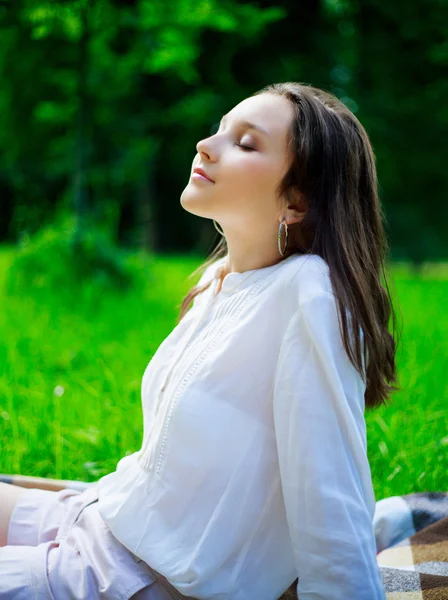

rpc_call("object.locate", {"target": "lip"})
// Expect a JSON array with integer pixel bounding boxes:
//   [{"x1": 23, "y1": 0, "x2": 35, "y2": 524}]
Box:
[{"x1": 192, "y1": 167, "x2": 215, "y2": 183}]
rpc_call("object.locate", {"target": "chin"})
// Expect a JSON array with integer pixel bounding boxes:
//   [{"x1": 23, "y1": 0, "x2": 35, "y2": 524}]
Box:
[
  {"x1": 180, "y1": 187, "x2": 213, "y2": 216},
  {"x1": 180, "y1": 194, "x2": 210, "y2": 218}
]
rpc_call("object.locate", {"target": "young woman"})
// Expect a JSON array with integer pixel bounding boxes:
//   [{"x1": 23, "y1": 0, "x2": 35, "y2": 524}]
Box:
[{"x1": 0, "y1": 82, "x2": 398, "y2": 599}]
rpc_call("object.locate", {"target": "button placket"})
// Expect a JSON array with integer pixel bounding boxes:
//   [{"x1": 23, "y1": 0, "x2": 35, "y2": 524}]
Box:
[
  {"x1": 160, "y1": 291, "x2": 217, "y2": 396},
  {"x1": 139, "y1": 289, "x2": 218, "y2": 472}
]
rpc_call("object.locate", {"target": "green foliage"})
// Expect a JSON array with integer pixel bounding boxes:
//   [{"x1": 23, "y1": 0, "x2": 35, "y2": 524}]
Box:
[
  {"x1": 6, "y1": 215, "x2": 151, "y2": 303},
  {"x1": 0, "y1": 0, "x2": 285, "y2": 236},
  {"x1": 0, "y1": 0, "x2": 446, "y2": 258}
]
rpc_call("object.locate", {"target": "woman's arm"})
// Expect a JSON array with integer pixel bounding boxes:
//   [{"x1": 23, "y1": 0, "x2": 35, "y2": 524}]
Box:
[{"x1": 273, "y1": 292, "x2": 385, "y2": 600}]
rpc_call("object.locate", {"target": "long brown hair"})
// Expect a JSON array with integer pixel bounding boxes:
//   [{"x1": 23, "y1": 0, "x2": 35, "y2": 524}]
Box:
[{"x1": 177, "y1": 82, "x2": 401, "y2": 410}]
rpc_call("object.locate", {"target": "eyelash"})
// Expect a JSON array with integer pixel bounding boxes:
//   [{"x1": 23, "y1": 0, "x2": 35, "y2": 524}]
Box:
[
  {"x1": 209, "y1": 126, "x2": 255, "y2": 151},
  {"x1": 236, "y1": 143, "x2": 255, "y2": 152}
]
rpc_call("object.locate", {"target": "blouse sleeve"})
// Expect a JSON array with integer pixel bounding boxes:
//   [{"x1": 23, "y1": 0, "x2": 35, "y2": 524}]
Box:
[{"x1": 273, "y1": 292, "x2": 385, "y2": 599}]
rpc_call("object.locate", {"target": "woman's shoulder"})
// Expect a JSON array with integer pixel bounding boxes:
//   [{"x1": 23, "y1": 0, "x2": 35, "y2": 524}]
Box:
[{"x1": 282, "y1": 253, "x2": 333, "y2": 306}]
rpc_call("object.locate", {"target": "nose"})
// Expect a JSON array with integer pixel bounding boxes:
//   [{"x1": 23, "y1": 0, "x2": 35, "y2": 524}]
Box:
[{"x1": 196, "y1": 136, "x2": 216, "y2": 162}]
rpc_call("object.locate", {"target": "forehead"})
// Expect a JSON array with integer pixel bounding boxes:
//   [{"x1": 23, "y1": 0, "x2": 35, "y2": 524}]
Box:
[{"x1": 223, "y1": 93, "x2": 294, "y2": 140}]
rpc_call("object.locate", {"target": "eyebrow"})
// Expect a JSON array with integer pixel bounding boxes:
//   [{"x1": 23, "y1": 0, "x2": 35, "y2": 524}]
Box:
[{"x1": 219, "y1": 115, "x2": 270, "y2": 137}]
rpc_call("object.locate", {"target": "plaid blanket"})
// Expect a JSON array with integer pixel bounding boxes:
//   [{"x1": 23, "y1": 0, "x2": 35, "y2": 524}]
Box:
[
  {"x1": 278, "y1": 491, "x2": 448, "y2": 599},
  {"x1": 375, "y1": 491, "x2": 448, "y2": 599}
]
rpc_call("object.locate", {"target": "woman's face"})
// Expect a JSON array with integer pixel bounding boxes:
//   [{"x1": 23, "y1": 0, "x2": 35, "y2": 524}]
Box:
[{"x1": 180, "y1": 93, "x2": 295, "y2": 236}]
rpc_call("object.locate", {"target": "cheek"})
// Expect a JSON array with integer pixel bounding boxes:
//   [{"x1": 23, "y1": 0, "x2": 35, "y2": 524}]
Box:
[{"x1": 226, "y1": 156, "x2": 282, "y2": 196}]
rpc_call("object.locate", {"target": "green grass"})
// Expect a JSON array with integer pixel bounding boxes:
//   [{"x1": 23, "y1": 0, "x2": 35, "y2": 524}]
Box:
[
  {"x1": 1, "y1": 247, "x2": 447, "y2": 500},
  {"x1": 365, "y1": 263, "x2": 448, "y2": 498}
]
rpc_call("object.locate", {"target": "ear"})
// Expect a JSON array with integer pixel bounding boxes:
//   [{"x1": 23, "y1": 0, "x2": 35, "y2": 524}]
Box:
[{"x1": 282, "y1": 192, "x2": 308, "y2": 226}]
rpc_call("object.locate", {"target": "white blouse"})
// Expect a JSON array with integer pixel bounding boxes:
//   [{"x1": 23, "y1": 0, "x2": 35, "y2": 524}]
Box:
[{"x1": 96, "y1": 252, "x2": 386, "y2": 600}]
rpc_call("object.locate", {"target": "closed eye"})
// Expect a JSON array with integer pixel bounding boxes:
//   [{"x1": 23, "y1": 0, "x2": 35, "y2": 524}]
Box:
[{"x1": 236, "y1": 143, "x2": 255, "y2": 151}]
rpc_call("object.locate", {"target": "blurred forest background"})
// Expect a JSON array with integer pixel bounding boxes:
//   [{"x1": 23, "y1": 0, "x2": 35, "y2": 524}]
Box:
[
  {"x1": 0, "y1": 0, "x2": 447, "y2": 262},
  {"x1": 1, "y1": 0, "x2": 447, "y2": 497}
]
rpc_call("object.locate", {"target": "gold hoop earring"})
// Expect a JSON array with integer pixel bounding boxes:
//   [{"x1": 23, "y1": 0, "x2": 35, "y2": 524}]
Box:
[
  {"x1": 277, "y1": 219, "x2": 288, "y2": 256},
  {"x1": 213, "y1": 220, "x2": 225, "y2": 236}
]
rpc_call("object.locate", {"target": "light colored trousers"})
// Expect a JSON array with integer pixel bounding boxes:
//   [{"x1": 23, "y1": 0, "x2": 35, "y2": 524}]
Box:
[{"x1": 0, "y1": 483, "x2": 196, "y2": 600}]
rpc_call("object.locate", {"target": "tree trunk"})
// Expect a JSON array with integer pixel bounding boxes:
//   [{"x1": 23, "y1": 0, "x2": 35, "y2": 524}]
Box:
[{"x1": 73, "y1": 0, "x2": 91, "y2": 245}]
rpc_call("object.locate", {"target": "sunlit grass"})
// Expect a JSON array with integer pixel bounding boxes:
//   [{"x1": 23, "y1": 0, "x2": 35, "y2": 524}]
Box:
[
  {"x1": 1, "y1": 246, "x2": 447, "y2": 500},
  {"x1": 365, "y1": 262, "x2": 448, "y2": 498}
]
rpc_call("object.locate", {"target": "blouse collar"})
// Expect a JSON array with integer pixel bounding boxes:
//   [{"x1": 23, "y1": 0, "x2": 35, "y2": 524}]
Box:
[{"x1": 212, "y1": 252, "x2": 303, "y2": 297}]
